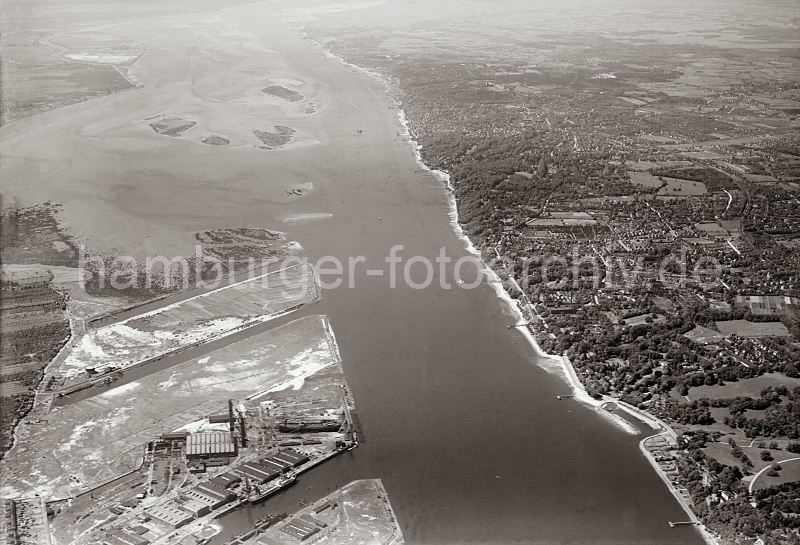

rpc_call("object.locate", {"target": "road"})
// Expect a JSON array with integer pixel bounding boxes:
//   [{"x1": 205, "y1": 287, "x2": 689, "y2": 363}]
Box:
[{"x1": 748, "y1": 457, "x2": 800, "y2": 495}]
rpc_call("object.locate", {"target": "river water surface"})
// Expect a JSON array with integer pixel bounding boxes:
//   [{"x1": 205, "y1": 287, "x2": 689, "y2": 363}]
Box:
[{"x1": 202, "y1": 5, "x2": 705, "y2": 545}]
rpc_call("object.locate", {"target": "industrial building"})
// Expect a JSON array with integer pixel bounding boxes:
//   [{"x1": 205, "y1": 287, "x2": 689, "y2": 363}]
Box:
[
  {"x1": 237, "y1": 462, "x2": 281, "y2": 485},
  {"x1": 144, "y1": 503, "x2": 193, "y2": 529},
  {"x1": 182, "y1": 488, "x2": 225, "y2": 511},
  {"x1": 197, "y1": 481, "x2": 234, "y2": 503},
  {"x1": 180, "y1": 481, "x2": 235, "y2": 512},
  {"x1": 160, "y1": 431, "x2": 189, "y2": 442},
  {"x1": 185, "y1": 431, "x2": 237, "y2": 460},
  {"x1": 144, "y1": 477, "x2": 236, "y2": 530},
  {"x1": 208, "y1": 413, "x2": 232, "y2": 425},
  {"x1": 176, "y1": 498, "x2": 209, "y2": 519},
  {"x1": 260, "y1": 458, "x2": 287, "y2": 473},
  {"x1": 271, "y1": 449, "x2": 309, "y2": 467},
  {"x1": 208, "y1": 472, "x2": 241, "y2": 489},
  {"x1": 277, "y1": 517, "x2": 322, "y2": 541}
]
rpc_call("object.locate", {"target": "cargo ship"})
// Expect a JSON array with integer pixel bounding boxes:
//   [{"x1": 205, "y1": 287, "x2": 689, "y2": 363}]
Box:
[{"x1": 247, "y1": 474, "x2": 297, "y2": 504}]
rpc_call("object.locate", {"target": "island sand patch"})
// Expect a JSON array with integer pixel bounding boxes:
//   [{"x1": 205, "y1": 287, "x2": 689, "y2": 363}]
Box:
[
  {"x1": 148, "y1": 115, "x2": 197, "y2": 137},
  {"x1": 201, "y1": 135, "x2": 230, "y2": 146},
  {"x1": 254, "y1": 125, "x2": 296, "y2": 149},
  {"x1": 280, "y1": 212, "x2": 334, "y2": 224},
  {"x1": 284, "y1": 182, "x2": 314, "y2": 196},
  {"x1": 262, "y1": 83, "x2": 305, "y2": 102}
]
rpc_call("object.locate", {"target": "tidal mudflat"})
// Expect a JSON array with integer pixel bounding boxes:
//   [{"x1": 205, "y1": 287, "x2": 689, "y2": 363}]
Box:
[{"x1": 1, "y1": 2, "x2": 327, "y2": 259}]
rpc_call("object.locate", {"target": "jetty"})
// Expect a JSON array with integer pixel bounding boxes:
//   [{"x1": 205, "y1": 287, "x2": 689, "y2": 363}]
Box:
[{"x1": 508, "y1": 322, "x2": 531, "y2": 329}]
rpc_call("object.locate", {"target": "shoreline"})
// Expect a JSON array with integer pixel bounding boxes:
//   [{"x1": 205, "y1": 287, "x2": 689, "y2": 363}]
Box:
[
  {"x1": 402, "y1": 109, "x2": 724, "y2": 543},
  {"x1": 640, "y1": 431, "x2": 723, "y2": 545},
  {"x1": 334, "y1": 52, "x2": 643, "y2": 436},
  {"x1": 307, "y1": 35, "x2": 650, "y2": 423},
  {"x1": 303, "y1": 35, "x2": 720, "y2": 545}
]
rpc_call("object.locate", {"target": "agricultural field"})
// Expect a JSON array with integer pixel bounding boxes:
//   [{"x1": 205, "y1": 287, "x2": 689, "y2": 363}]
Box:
[
  {"x1": 627, "y1": 171, "x2": 662, "y2": 190},
  {"x1": 0, "y1": 270, "x2": 69, "y2": 456},
  {"x1": 0, "y1": 314, "x2": 340, "y2": 501},
  {"x1": 715, "y1": 320, "x2": 792, "y2": 338},
  {"x1": 56, "y1": 263, "x2": 318, "y2": 379},
  {"x1": 626, "y1": 160, "x2": 694, "y2": 171},
  {"x1": 656, "y1": 177, "x2": 707, "y2": 196},
  {"x1": 628, "y1": 171, "x2": 708, "y2": 195},
  {"x1": 687, "y1": 373, "x2": 800, "y2": 401},
  {"x1": 0, "y1": 204, "x2": 78, "y2": 267}
]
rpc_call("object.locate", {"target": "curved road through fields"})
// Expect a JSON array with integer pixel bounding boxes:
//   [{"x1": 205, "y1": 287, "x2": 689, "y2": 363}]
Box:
[{"x1": 749, "y1": 457, "x2": 800, "y2": 495}]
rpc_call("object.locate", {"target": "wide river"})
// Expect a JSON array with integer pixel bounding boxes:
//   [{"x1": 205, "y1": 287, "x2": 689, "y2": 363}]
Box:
[
  {"x1": 208, "y1": 5, "x2": 705, "y2": 545},
  {"x1": 3, "y1": 1, "x2": 705, "y2": 543}
]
